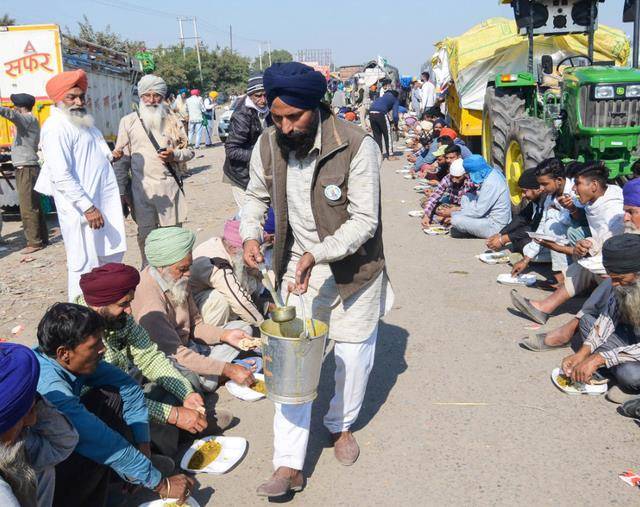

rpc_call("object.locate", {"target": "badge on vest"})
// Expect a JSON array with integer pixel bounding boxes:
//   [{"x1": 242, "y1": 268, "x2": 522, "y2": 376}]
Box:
[{"x1": 324, "y1": 184, "x2": 342, "y2": 201}]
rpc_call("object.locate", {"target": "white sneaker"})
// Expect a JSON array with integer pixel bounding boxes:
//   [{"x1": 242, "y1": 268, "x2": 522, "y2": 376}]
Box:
[{"x1": 408, "y1": 210, "x2": 424, "y2": 218}]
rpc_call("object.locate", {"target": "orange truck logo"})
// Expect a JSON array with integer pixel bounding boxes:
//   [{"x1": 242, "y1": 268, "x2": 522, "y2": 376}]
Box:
[{"x1": 4, "y1": 40, "x2": 55, "y2": 78}]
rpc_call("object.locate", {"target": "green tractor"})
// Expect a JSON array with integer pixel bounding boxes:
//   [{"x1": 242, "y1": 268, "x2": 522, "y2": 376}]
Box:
[{"x1": 482, "y1": 0, "x2": 640, "y2": 206}]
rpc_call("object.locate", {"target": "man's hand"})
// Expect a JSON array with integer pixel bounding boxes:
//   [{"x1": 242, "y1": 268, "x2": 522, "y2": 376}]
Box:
[
  {"x1": 574, "y1": 239, "x2": 593, "y2": 259},
  {"x1": 437, "y1": 207, "x2": 453, "y2": 218},
  {"x1": 243, "y1": 239, "x2": 264, "y2": 269},
  {"x1": 158, "y1": 147, "x2": 175, "y2": 163},
  {"x1": 84, "y1": 206, "x2": 105, "y2": 229},
  {"x1": 421, "y1": 215, "x2": 431, "y2": 228},
  {"x1": 571, "y1": 353, "x2": 605, "y2": 384},
  {"x1": 221, "y1": 328, "x2": 252, "y2": 349},
  {"x1": 222, "y1": 363, "x2": 255, "y2": 386},
  {"x1": 486, "y1": 234, "x2": 503, "y2": 251},
  {"x1": 557, "y1": 194, "x2": 576, "y2": 212},
  {"x1": 407, "y1": 154, "x2": 416, "y2": 163},
  {"x1": 511, "y1": 258, "x2": 530, "y2": 277},
  {"x1": 287, "y1": 252, "x2": 315, "y2": 295},
  {"x1": 169, "y1": 406, "x2": 207, "y2": 434},
  {"x1": 137, "y1": 442, "x2": 151, "y2": 458},
  {"x1": 154, "y1": 474, "x2": 196, "y2": 504},
  {"x1": 111, "y1": 148, "x2": 123, "y2": 161},
  {"x1": 561, "y1": 346, "x2": 591, "y2": 377},
  {"x1": 183, "y1": 392, "x2": 205, "y2": 411}
]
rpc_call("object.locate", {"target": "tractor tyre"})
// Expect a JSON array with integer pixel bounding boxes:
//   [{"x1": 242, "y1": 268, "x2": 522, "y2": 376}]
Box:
[
  {"x1": 482, "y1": 86, "x2": 526, "y2": 171},
  {"x1": 503, "y1": 117, "x2": 555, "y2": 207}
]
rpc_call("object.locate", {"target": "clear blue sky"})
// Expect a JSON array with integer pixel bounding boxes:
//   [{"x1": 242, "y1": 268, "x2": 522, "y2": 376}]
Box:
[{"x1": 8, "y1": 0, "x2": 634, "y2": 74}]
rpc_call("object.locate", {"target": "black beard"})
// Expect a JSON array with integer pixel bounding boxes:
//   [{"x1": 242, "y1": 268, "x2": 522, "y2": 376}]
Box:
[{"x1": 275, "y1": 113, "x2": 319, "y2": 160}]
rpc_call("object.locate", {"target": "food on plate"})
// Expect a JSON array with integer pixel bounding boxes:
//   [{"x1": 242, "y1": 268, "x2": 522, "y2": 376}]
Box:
[
  {"x1": 238, "y1": 337, "x2": 261, "y2": 351},
  {"x1": 250, "y1": 379, "x2": 267, "y2": 394},
  {"x1": 164, "y1": 503, "x2": 186, "y2": 507},
  {"x1": 556, "y1": 372, "x2": 573, "y2": 387},
  {"x1": 187, "y1": 439, "x2": 222, "y2": 470}
]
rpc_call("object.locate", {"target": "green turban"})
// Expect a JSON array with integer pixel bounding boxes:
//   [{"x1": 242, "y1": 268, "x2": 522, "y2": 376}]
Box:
[{"x1": 145, "y1": 227, "x2": 196, "y2": 267}]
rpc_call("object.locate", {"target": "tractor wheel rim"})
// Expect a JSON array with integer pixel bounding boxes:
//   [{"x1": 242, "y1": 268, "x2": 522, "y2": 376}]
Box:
[{"x1": 505, "y1": 140, "x2": 524, "y2": 206}]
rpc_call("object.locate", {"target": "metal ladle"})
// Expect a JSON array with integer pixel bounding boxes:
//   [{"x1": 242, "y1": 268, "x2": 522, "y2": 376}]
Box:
[{"x1": 258, "y1": 262, "x2": 296, "y2": 322}]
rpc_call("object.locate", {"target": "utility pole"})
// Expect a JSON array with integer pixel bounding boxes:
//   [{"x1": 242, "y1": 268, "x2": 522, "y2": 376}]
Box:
[
  {"x1": 177, "y1": 17, "x2": 185, "y2": 59},
  {"x1": 229, "y1": 25, "x2": 233, "y2": 53},
  {"x1": 267, "y1": 41, "x2": 272, "y2": 67},
  {"x1": 258, "y1": 42, "x2": 263, "y2": 70},
  {"x1": 192, "y1": 17, "x2": 204, "y2": 88}
]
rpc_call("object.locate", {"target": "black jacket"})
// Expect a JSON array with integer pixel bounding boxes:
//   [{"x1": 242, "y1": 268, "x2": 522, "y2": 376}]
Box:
[
  {"x1": 500, "y1": 196, "x2": 545, "y2": 253},
  {"x1": 223, "y1": 96, "x2": 272, "y2": 190}
]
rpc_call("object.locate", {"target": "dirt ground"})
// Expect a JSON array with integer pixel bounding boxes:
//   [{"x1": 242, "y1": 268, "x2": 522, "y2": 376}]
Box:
[{"x1": 2, "y1": 142, "x2": 639, "y2": 506}]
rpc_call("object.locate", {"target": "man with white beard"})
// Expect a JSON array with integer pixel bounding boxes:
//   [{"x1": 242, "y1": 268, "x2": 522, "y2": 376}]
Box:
[
  {"x1": 131, "y1": 227, "x2": 258, "y2": 393},
  {"x1": 561, "y1": 234, "x2": 640, "y2": 403},
  {"x1": 36, "y1": 70, "x2": 126, "y2": 300},
  {"x1": 190, "y1": 220, "x2": 265, "y2": 327},
  {"x1": 114, "y1": 75, "x2": 194, "y2": 263}
]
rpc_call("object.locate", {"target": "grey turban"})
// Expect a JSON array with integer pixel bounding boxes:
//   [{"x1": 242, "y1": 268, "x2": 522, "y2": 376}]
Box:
[{"x1": 138, "y1": 75, "x2": 167, "y2": 97}]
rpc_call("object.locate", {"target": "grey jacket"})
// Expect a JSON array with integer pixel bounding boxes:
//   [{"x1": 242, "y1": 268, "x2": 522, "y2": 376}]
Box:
[{"x1": 0, "y1": 107, "x2": 40, "y2": 167}]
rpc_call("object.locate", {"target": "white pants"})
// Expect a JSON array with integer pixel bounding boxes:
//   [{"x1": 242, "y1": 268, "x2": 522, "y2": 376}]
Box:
[
  {"x1": 272, "y1": 324, "x2": 378, "y2": 470},
  {"x1": 67, "y1": 252, "x2": 125, "y2": 302}
]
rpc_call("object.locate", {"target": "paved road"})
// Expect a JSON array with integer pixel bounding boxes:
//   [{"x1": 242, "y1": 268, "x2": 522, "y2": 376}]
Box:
[{"x1": 1, "y1": 144, "x2": 638, "y2": 506}]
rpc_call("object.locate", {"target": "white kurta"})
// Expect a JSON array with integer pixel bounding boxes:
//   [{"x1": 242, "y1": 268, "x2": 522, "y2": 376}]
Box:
[{"x1": 36, "y1": 108, "x2": 126, "y2": 299}]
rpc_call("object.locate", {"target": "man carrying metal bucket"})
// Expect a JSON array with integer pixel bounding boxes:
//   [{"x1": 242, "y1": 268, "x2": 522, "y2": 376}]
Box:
[{"x1": 241, "y1": 61, "x2": 394, "y2": 498}]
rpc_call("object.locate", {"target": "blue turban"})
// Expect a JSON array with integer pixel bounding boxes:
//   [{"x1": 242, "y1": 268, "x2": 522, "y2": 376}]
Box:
[
  {"x1": 263, "y1": 62, "x2": 327, "y2": 110},
  {"x1": 623, "y1": 178, "x2": 640, "y2": 207},
  {"x1": 178, "y1": 87, "x2": 188, "y2": 94},
  {"x1": 0, "y1": 343, "x2": 40, "y2": 434},
  {"x1": 264, "y1": 207, "x2": 275, "y2": 235},
  {"x1": 463, "y1": 155, "x2": 493, "y2": 184}
]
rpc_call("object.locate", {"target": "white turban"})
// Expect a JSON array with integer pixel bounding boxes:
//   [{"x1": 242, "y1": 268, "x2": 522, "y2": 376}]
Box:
[
  {"x1": 138, "y1": 75, "x2": 167, "y2": 97},
  {"x1": 449, "y1": 158, "x2": 465, "y2": 177}
]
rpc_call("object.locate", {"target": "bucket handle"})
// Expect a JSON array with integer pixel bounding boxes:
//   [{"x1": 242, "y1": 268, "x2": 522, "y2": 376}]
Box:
[{"x1": 298, "y1": 293, "x2": 312, "y2": 339}]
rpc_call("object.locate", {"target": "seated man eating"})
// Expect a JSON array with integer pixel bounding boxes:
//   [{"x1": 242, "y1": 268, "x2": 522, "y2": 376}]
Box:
[
  {"x1": 561, "y1": 234, "x2": 640, "y2": 403},
  {"x1": 450, "y1": 155, "x2": 512, "y2": 239},
  {"x1": 34, "y1": 303, "x2": 194, "y2": 506},
  {"x1": 131, "y1": 226, "x2": 256, "y2": 393},
  {"x1": 511, "y1": 162, "x2": 624, "y2": 324},
  {"x1": 78, "y1": 262, "x2": 232, "y2": 457},
  {"x1": 520, "y1": 178, "x2": 640, "y2": 352},
  {"x1": 486, "y1": 167, "x2": 545, "y2": 255},
  {"x1": 190, "y1": 220, "x2": 265, "y2": 327},
  {"x1": 421, "y1": 159, "x2": 472, "y2": 227}
]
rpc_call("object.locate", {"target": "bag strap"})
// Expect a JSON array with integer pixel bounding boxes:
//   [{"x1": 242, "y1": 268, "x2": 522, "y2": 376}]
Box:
[{"x1": 136, "y1": 111, "x2": 185, "y2": 195}]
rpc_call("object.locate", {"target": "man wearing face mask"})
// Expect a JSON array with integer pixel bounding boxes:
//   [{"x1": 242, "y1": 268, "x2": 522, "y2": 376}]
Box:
[
  {"x1": 223, "y1": 73, "x2": 272, "y2": 216},
  {"x1": 114, "y1": 74, "x2": 194, "y2": 264},
  {"x1": 240, "y1": 62, "x2": 394, "y2": 498}
]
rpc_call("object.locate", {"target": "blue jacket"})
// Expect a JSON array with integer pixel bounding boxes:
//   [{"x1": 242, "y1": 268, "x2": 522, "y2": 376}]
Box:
[
  {"x1": 370, "y1": 91, "x2": 399, "y2": 123},
  {"x1": 34, "y1": 349, "x2": 161, "y2": 489}
]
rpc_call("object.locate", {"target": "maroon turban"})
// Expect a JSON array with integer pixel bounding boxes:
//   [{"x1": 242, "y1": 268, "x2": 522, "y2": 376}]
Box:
[{"x1": 80, "y1": 263, "x2": 140, "y2": 306}]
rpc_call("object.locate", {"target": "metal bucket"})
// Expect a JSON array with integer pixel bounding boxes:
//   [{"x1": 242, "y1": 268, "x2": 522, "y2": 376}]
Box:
[{"x1": 260, "y1": 316, "x2": 328, "y2": 404}]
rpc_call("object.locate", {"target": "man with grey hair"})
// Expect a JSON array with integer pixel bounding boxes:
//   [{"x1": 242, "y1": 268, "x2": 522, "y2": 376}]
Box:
[
  {"x1": 561, "y1": 234, "x2": 640, "y2": 403},
  {"x1": 114, "y1": 75, "x2": 194, "y2": 263}
]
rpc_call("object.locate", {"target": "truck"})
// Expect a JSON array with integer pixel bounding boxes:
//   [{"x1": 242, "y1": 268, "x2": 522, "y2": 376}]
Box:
[
  {"x1": 481, "y1": 0, "x2": 640, "y2": 205},
  {"x1": 0, "y1": 24, "x2": 141, "y2": 207}
]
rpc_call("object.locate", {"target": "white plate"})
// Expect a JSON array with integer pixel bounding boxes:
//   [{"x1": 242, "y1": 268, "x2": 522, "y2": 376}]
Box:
[
  {"x1": 139, "y1": 497, "x2": 200, "y2": 507},
  {"x1": 550, "y1": 367, "x2": 607, "y2": 395},
  {"x1": 423, "y1": 226, "x2": 449, "y2": 236},
  {"x1": 225, "y1": 373, "x2": 266, "y2": 402},
  {"x1": 180, "y1": 436, "x2": 247, "y2": 474},
  {"x1": 526, "y1": 232, "x2": 570, "y2": 246},
  {"x1": 496, "y1": 273, "x2": 537, "y2": 286},
  {"x1": 476, "y1": 252, "x2": 509, "y2": 264}
]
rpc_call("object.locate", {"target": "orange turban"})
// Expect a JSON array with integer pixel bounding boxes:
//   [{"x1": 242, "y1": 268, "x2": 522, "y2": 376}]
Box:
[{"x1": 46, "y1": 70, "x2": 88, "y2": 102}]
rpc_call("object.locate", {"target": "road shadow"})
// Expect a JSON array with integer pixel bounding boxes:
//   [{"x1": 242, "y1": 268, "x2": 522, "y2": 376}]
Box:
[
  {"x1": 303, "y1": 320, "x2": 409, "y2": 478},
  {"x1": 185, "y1": 165, "x2": 211, "y2": 177}
]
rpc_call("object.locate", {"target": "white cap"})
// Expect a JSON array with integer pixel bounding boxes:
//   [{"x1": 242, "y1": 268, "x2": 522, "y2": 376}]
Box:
[{"x1": 449, "y1": 158, "x2": 465, "y2": 177}]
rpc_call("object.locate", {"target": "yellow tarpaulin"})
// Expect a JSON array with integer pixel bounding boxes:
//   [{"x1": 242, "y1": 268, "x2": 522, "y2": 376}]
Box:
[{"x1": 436, "y1": 17, "x2": 629, "y2": 82}]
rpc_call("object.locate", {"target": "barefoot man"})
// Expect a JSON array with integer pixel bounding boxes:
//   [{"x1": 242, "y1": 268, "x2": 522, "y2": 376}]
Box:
[{"x1": 240, "y1": 62, "x2": 394, "y2": 497}]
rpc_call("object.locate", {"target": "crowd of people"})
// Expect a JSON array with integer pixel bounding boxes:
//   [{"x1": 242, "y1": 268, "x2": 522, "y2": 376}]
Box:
[
  {"x1": 0, "y1": 59, "x2": 392, "y2": 506},
  {"x1": 2, "y1": 49, "x2": 640, "y2": 505}
]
